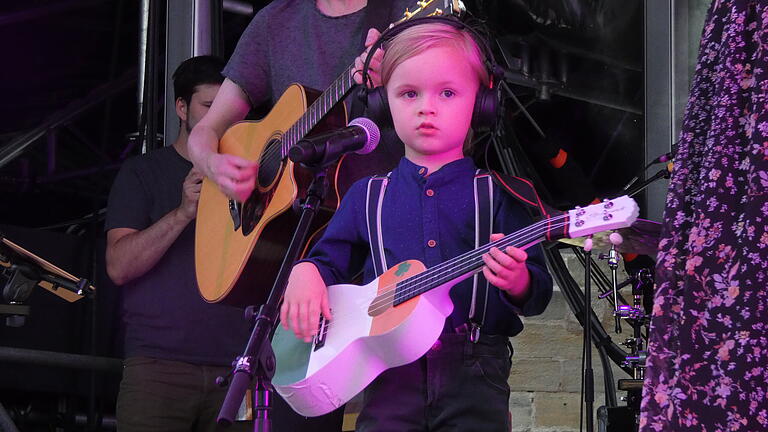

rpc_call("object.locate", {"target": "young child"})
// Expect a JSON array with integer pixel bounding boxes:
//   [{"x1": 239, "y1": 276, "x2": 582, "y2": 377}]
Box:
[{"x1": 280, "y1": 21, "x2": 553, "y2": 431}]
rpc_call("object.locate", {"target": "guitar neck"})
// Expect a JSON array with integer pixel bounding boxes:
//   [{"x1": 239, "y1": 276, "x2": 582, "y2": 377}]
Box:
[
  {"x1": 280, "y1": 64, "x2": 357, "y2": 158},
  {"x1": 393, "y1": 215, "x2": 568, "y2": 305}
]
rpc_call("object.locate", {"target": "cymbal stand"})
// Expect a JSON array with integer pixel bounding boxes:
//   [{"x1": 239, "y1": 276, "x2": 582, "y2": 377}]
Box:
[
  {"x1": 598, "y1": 234, "x2": 624, "y2": 333},
  {"x1": 617, "y1": 268, "x2": 653, "y2": 379}
]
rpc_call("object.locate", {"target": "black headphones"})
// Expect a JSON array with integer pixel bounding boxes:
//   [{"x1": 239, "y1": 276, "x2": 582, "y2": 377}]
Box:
[{"x1": 358, "y1": 15, "x2": 501, "y2": 132}]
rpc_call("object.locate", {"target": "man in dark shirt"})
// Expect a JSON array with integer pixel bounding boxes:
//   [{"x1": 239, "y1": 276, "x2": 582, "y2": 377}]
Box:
[{"x1": 105, "y1": 56, "x2": 251, "y2": 432}]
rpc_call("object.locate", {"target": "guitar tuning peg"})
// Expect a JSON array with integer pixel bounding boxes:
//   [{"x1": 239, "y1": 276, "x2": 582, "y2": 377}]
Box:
[{"x1": 609, "y1": 232, "x2": 623, "y2": 246}]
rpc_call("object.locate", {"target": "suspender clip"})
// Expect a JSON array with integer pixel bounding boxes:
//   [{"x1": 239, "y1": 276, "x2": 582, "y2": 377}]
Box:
[{"x1": 470, "y1": 322, "x2": 481, "y2": 344}]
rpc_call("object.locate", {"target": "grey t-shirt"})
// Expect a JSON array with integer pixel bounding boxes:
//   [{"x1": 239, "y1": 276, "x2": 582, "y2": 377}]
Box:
[
  {"x1": 223, "y1": 0, "x2": 414, "y2": 107},
  {"x1": 224, "y1": 0, "x2": 414, "y2": 176}
]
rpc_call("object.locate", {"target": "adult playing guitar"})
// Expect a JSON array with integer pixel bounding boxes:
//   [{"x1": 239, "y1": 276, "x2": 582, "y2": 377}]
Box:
[{"x1": 189, "y1": 0, "x2": 465, "y2": 307}]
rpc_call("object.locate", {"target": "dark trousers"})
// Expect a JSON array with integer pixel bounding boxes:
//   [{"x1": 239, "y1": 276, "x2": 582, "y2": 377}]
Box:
[
  {"x1": 355, "y1": 332, "x2": 513, "y2": 432},
  {"x1": 116, "y1": 357, "x2": 345, "y2": 432},
  {"x1": 116, "y1": 357, "x2": 252, "y2": 432}
]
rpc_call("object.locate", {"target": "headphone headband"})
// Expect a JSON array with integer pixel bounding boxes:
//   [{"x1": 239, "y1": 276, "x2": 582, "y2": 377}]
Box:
[
  {"x1": 360, "y1": 15, "x2": 499, "y2": 89},
  {"x1": 359, "y1": 15, "x2": 501, "y2": 132}
]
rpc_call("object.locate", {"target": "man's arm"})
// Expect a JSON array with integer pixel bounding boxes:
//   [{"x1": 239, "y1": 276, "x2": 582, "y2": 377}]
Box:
[
  {"x1": 188, "y1": 78, "x2": 257, "y2": 202},
  {"x1": 106, "y1": 169, "x2": 201, "y2": 286}
]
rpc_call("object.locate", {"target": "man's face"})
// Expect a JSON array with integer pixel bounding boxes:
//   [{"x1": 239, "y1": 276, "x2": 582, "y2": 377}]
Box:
[{"x1": 180, "y1": 83, "x2": 220, "y2": 134}]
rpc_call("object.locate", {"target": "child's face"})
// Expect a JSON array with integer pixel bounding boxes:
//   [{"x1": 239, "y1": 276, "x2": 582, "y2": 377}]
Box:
[{"x1": 386, "y1": 45, "x2": 480, "y2": 163}]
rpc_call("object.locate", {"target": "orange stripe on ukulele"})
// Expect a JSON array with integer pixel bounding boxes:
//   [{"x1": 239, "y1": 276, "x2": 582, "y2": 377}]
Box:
[{"x1": 369, "y1": 260, "x2": 425, "y2": 336}]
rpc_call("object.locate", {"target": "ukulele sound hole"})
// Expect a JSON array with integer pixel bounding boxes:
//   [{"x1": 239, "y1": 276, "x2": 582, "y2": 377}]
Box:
[{"x1": 258, "y1": 138, "x2": 283, "y2": 188}]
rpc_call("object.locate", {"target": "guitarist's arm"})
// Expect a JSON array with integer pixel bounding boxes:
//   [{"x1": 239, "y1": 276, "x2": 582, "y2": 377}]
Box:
[
  {"x1": 106, "y1": 169, "x2": 202, "y2": 286},
  {"x1": 188, "y1": 78, "x2": 258, "y2": 202}
]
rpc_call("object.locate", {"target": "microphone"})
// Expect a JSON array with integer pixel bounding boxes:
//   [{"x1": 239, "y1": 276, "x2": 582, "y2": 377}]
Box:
[
  {"x1": 649, "y1": 143, "x2": 679, "y2": 164},
  {"x1": 288, "y1": 117, "x2": 380, "y2": 167}
]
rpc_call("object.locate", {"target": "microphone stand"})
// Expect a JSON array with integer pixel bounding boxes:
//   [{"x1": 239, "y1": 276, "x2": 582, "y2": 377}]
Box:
[
  {"x1": 217, "y1": 164, "x2": 331, "y2": 432},
  {"x1": 582, "y1": 238, "x2": 595, "y2": 432},
  {"x1": 622, "y1": 166, "x2": 671, "y2": 199}
]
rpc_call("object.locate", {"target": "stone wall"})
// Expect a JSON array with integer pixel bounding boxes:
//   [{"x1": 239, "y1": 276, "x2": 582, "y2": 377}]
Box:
[{"x1": 508, "y1": 251, "x2": 636, "y2": 431}]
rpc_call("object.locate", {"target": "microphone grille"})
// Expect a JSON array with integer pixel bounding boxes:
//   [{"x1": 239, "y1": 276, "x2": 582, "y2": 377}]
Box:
[{"x1": 349, "y1": 117, "x2": 380, "y2": 155}]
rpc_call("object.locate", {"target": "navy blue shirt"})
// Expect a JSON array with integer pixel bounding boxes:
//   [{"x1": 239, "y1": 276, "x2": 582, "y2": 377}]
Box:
[
  {"x1": 303, "y1": 157, "x2": 553, "y2": 337},
  {"x1": 105, "y1": 147, "x2": 251, "y2": 365}
]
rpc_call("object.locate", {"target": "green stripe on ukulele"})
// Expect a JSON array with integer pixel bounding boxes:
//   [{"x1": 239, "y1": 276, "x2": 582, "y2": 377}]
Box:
[{"x1": 272, "y1": 325, "x2": 313, "y2": 386}]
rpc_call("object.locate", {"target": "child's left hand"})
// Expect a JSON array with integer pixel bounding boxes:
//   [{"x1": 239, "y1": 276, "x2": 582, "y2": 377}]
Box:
[{"x1": 482, "y1": 233, "x2": 532, "y2": 303}]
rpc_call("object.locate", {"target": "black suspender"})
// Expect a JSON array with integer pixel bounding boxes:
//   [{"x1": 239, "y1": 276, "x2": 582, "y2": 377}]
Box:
[{"x1": 469, "y1": 172, "x2": 493, "y2": 343}]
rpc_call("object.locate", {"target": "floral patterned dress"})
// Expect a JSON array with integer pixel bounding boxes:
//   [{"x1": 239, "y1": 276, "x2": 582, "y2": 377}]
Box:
[{"x1": 640, "y1": 0, "x2": 768, "y2": 430}]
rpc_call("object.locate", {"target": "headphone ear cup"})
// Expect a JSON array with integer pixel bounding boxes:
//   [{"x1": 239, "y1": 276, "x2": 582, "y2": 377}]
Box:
[
  {"x1": 364, "y1": 86, "x2": 392, "y2": 128},
  {"x1": 471, "y1": 86, "x2": 498, "y2": 131}
]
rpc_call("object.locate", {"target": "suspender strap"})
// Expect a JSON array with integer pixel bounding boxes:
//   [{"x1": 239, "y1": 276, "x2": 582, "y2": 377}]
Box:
[
  {"x1": 365, "y1": 175, "x2": 390, "y2": 277},
  {"x1": 469, "y1": 171, "x2": 494, "y2": 343},
  {"x1": 364, "y1": 171, "x2": 497, "y2": 343},
  {"x1": 490, "y1": 170, "x2": 566, "y2": 241}
]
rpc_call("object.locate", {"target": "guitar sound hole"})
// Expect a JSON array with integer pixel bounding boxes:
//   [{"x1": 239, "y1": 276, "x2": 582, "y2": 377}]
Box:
[
  {"x1": 258, "y1": 138, "x2": 283, "y2": 188},
  {"x1": 240, "y1": 193, "x2": 265, "y2": 236},
  {"x1": 241, "y1": 138, "x2": 282, "y2": 236}
]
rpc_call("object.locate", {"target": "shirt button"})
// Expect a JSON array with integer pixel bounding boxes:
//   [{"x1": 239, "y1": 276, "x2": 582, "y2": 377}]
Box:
[
  {"x1": 427, "y1": 239, "x2": 437, "y2": 247},
  {"x1": 425, "y1": 189, "x2": 434, "y2": 197},
  {"x1": 418, "y1": 167, "x2": 426, "y2": 175}
]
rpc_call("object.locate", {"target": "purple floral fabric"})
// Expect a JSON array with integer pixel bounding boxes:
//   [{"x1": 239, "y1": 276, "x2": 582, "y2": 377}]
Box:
[{"x1": 640, "y1": 0, "x2": 768, "y2": 431}]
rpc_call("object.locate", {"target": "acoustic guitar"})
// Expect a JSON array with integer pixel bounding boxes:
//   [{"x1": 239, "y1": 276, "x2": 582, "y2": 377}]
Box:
[
  {"x1": 195, "y1": 0, "x2": 465, "y2": 307},
  {"x1": 271, "y1": 196, "x2": 639, "y2": 416}
]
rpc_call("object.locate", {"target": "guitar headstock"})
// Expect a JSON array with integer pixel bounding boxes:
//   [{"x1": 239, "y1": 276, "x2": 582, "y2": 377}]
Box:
[
  {"x1": 393, "y1": 0, "x2": 466, "y2": 26},
  {"x1": 567, "y1": 196, "x2": 639, "y2": 239}
]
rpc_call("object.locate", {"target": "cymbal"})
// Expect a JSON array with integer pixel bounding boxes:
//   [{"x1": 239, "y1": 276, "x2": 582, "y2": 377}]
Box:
[{"x1": 559, "y1": 218, "x2": 662, "y2": 256}]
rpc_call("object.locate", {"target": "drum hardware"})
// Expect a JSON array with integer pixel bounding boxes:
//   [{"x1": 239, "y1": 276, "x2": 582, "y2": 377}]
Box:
[
  {"x1": 616, "y1": 305, "x2": 645, "y2": 320},
  {"x1": 622, "y1": 352, "x2": 647, "y2": 378},
  {"x1": 597, "y1": 233, "x2": 623, "y2": 333},
  {"x1": 616, "y1": 267, "x2": 654, "y2": 380}
]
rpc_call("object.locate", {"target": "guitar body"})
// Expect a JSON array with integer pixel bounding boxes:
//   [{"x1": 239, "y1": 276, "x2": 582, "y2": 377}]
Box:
[
  {"x1": 195, "y1": 84, "x2": 347, "y2": 306},
  {"x1": 272, "y1": 260, "x2": 458, "y2": 417}
]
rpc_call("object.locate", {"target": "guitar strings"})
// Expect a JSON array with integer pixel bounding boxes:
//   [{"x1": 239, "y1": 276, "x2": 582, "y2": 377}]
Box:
[
  {"x1": 364, "y1": 218, "x2": 570, "y2": 316},
  {"x1": 314, "y1": 218, "x2": 569, "y2": 335},
  {"x1": 309, "y1": 215, "x2": 571, "y2": 334},
  {"x1": 249, "y1": 64, "x2": 357, "y2": 171}
]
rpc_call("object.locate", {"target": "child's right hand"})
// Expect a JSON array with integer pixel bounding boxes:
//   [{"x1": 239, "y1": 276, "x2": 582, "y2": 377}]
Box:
[{"x1": 280, "y1": 262, "x2": 333, "y2": 342}]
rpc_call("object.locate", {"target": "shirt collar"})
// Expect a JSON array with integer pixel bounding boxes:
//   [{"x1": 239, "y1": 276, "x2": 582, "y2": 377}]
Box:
[{"x1": 397, "y1": 157, "x2": 477, "y2": 185}]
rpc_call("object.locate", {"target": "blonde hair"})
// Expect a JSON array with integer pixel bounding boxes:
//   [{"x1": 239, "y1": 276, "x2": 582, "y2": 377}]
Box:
[
  {"x1": 380, "y1": 22, "x2": 490, "y2": 154},
  {"x1": 380, "y1": 22, "x2": 490, "y2": 90}
]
